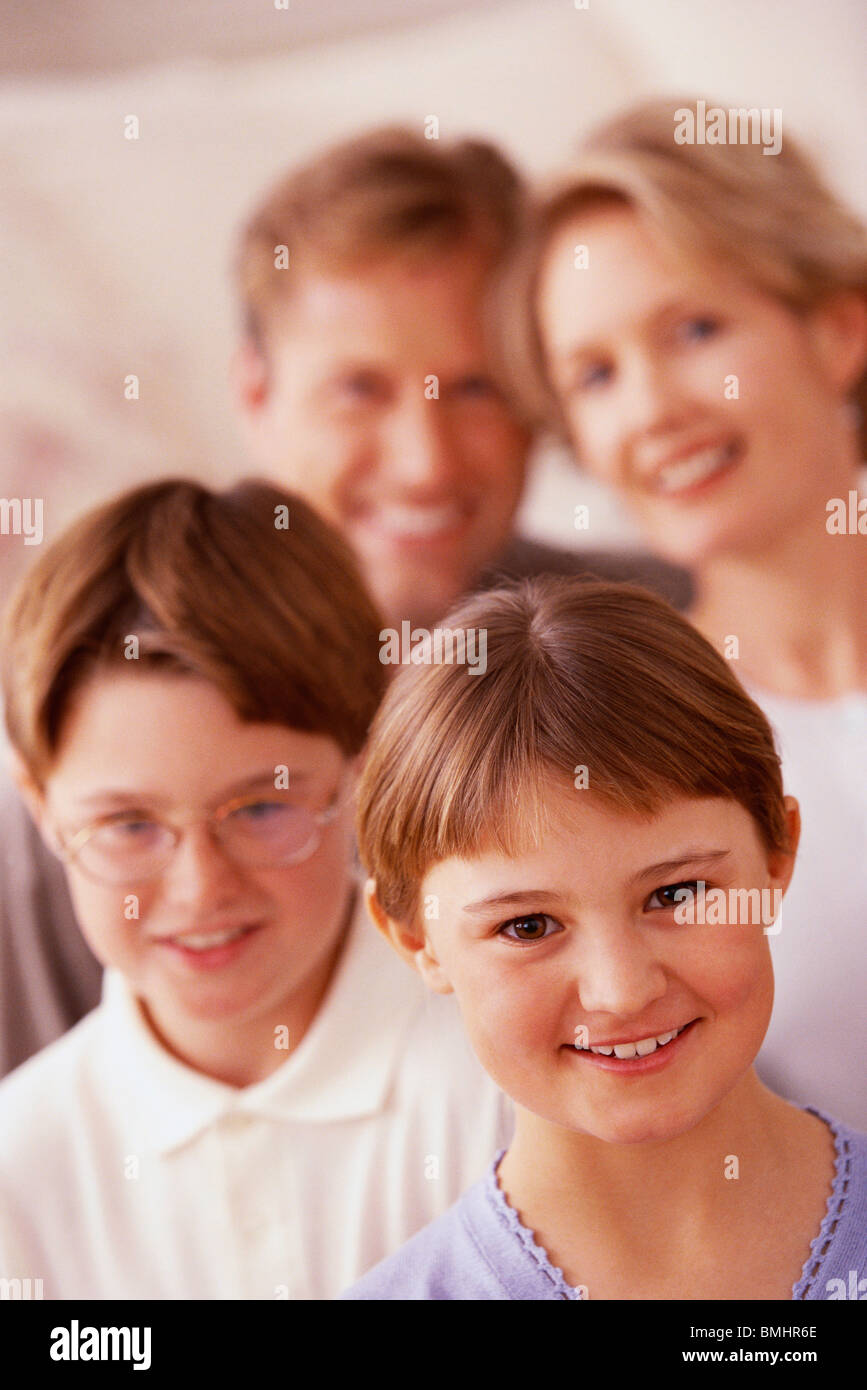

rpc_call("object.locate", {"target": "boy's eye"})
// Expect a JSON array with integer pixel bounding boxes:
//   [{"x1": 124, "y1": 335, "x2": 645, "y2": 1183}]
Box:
[
  {"x1": 498, "y1": 913, "x2": 561, "y2": 943},
  {"x1": 94, "y1": 817, "x2": 163, "y2": 847},
  {"x1": 645, "y1": 880, "x2": 702, "y2": 912}
]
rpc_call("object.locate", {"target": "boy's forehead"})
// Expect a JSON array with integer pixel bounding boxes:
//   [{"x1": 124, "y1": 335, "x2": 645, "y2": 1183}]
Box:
[{"x1": 45, "y1": 669, "x2": 342, "y2": 792}]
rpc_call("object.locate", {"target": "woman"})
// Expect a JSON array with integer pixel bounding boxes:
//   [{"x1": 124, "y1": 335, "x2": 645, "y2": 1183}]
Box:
[{"x1": 504, "y1": 97, "x2": 867, "y2": 1127}]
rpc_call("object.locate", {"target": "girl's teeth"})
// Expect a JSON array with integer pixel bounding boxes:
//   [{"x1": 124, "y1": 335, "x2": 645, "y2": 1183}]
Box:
[
  {"x1": 582, "y1": 1026, "x2": 685, "y2": 1059},
  {"x1": 614, "y1": 1041, "x2": 644, "y2": 1059}
]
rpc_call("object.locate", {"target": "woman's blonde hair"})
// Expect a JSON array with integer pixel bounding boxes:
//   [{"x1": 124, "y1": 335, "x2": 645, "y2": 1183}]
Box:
[
  {"x1": 501, "y1": 96, "x2": 867, "y2": 448},
  {"x1": 357, "y1": 576, "x2": 790, "y2": 927}
]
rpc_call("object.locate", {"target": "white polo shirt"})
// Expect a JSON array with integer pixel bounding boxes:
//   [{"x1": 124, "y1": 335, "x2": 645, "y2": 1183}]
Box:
[{"x1": 0, "y1": 895, "x2": 512, "y2": 1300}]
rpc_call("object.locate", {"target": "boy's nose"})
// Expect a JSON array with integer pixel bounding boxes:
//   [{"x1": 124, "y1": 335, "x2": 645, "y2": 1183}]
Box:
[{"x1": 159, "y1": 825, "x2": 247, "y2": 909}]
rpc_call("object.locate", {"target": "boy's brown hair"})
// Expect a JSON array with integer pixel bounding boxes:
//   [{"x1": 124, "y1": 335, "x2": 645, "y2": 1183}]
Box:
[
  {"x1": 236, "y1": 125, "x2": 525, "y2": 349},
  {"x1": 2, "y1": 479, "x2": 386, "y2": 786},
  {"x1": 357, "y1": 577, "x2": 790, "y2": 926}
]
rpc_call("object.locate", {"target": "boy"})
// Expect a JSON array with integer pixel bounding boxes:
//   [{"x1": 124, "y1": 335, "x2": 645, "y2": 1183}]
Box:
[{"x1": 0, "y1": 479, "x2": 510, "y2": 1298}]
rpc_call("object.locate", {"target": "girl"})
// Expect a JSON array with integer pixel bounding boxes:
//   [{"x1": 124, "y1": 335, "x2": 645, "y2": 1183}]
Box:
[
  {"x1": 503, "y1": 98, "x2": 867, "y2": 1127},
  {"x1": 344, "y1": 577, "x2": 866, "y2": 1300}
]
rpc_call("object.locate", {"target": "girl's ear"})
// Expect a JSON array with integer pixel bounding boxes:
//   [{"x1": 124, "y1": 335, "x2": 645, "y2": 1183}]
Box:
[
  {"x1": 767, "y1": 796, "x2": 801, "y2": 897},
  {"x1": 363, "y1": 878, "x2": 454, "y2": 995}
]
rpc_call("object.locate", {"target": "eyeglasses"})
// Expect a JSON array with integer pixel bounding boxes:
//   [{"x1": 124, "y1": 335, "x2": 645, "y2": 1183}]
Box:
[{"x1": 51, "y1": 780, "x2": 347, "y2": 886}]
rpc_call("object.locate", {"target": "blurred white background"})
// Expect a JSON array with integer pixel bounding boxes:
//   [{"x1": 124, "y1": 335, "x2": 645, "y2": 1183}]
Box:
[{"x1": 1, "y1": 0, "x2": 865, "y2": 587}]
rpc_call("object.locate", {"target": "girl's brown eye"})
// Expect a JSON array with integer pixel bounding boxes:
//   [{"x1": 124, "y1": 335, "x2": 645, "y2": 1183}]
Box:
[
  {"x1": 646, "y1": 881, "x2": 701, "y2": 911},
  {"x1": 499, "y1": 914, "x2": 558, "y2": 943}
]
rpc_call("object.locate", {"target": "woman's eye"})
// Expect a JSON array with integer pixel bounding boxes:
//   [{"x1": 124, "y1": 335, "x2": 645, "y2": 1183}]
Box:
[
  {"x1": 645, "y1": 880, "x2": 702, "y2": 912},
  {"x1": 498, "y1": 913, "x2": 561, "y2": 943},
  {"x1": 676, "y1": 316, "x2": 720, "y2": 344}
]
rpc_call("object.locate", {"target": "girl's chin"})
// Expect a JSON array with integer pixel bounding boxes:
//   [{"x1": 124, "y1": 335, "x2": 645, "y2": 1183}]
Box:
[{"x1": 540, "y1": 1096, "x2": 714, "y2": 1147}]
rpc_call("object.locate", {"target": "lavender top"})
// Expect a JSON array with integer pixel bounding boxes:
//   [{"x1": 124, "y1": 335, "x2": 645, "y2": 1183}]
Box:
[{"x1": 343, "y1": 1110, "x2": 867, "y2": 1301}]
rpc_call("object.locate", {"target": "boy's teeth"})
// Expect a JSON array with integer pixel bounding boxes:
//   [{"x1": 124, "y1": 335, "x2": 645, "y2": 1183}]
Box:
[
  {"x1": 655, "y1": 444, "x2": 732, "y2": 494},
  {"x1": 579, "y1": 1026, "x2": 684, "y2": 1058}
]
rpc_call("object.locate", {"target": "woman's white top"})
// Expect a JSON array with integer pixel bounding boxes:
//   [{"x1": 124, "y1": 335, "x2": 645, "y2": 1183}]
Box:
[{"x1": 749, "y1": 686, "x2": 867, "y2": 1129}]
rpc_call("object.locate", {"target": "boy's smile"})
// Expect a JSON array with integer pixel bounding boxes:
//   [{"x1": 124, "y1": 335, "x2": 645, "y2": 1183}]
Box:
[
  {"x1": 36, "y1": 671, "x2": 358, "y2": 1086},
  {"x1": 404, "y1": 784, "x2": 798, "y2": 1146}
]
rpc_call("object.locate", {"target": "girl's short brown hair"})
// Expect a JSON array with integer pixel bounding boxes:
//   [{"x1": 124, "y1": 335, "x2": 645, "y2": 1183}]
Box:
[
  {"x1": 357, "y1": 577, "x2": 789, "y2": 925},
  {"x1": 2, "y1": 479, "x2": 386, "y2": 786}
]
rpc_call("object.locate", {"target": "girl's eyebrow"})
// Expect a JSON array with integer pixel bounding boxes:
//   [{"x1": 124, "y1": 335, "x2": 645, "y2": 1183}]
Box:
[
  {"x1": 461, "y1": 851, "x2": 733, "y2": 914},
  {"x1": 461, "y1": 890, "x2": 565, "y2": 916},
  {"x1": 630, "y1": 849, "x2": 731, "y2": 884}
]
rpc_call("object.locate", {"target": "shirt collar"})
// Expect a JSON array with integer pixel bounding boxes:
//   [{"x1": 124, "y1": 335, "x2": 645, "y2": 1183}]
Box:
[{"x1": 101, "y1": 889, "x2": 428, "y2": 1155}]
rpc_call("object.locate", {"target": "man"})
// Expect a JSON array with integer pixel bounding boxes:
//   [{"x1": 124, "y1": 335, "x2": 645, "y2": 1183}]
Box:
[{"x1": 1, "y1": 126, "x2": 689, "y2": 1074}]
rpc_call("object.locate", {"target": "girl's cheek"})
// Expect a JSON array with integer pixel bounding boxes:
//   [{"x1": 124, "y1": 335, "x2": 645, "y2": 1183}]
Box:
[{"x1": 683, "y1": 929, "x2": 772, "y2": 1012}]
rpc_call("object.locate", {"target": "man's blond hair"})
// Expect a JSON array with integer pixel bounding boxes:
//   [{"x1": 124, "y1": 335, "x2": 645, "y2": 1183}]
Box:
[{"x1": 235, "y1": 126, "x2": 525, "y2": 347}]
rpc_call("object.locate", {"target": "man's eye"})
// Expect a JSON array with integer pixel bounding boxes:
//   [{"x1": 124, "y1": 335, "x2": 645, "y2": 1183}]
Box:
[
  {"x1": 450, "y1": 374, "x2": 499, "y2": 400},
  {"x1": 334, "y1": 372, "x2": 387, "y2": 403},
  {"x1": 571, "y1": 361, "x2": 613, "y2": 392},
  {"x1": 232, "y1": 801, "x2": 285, "y2": 821},
  {"x1": 498, "y1": 913, "x2": 560, "y2": 943},
  {"x1": 645, "y1": 880, "x2": 702, "y2": 911},
  {"x1": 676, "y1": 316, "x2": 720, "y2": 344}
]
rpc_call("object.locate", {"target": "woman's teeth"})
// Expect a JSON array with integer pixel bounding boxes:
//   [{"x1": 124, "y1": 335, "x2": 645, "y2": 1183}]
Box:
[
  {"x1": 654, "y1": 443, "x2": 735, "y2": 495},
  {"x1": 576, "y1": 1025, "x2": 687, "y2": 1059},
  {"x1": 170, "y1": 926, "x2": 253, "y2": 952}
]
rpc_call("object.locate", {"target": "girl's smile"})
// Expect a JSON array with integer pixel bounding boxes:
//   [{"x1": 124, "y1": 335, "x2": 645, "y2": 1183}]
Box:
[
  {"x1": 564, "y1": 1016, "x2": 701, "y2": 1074},
  {"x1": 398, "y1": 785, "x2": 798, "y2": 1147}
]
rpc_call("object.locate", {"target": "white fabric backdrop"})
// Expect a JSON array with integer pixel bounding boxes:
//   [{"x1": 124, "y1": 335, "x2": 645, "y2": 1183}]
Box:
[{"x1": 0, "y1": 0, "x2": 864, "y2": 590}]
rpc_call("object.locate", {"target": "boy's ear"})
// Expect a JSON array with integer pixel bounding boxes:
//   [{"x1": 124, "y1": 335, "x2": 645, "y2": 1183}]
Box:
[
  {"x1": 5, "y1": 749, "x2": 55, "y2": 849},
  {"x1": 363, "y1": 878, "x2": 454, "y2": 995},
  {"x1": 768, "y1": 795, "x2": 801, "y2": 896}
]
